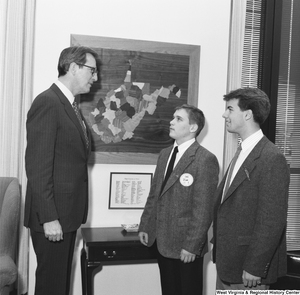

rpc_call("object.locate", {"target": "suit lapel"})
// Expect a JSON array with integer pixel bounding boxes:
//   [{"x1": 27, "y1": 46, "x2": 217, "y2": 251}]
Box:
[
  {"x1": 51, "y1": 84, "x2": 90, "y2": 155},
  {"x1": 160, "y1": 141, "x2": 198, "y2": 195},
  {"x1": 222, "y1": 136, "x2": 268, "y2": 203}
]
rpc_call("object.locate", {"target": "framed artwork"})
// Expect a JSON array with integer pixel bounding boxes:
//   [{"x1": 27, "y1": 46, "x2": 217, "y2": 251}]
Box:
[
  {"x1": 109, "y1": 172, "x2": 152, "y2": 209},
  {"x1": 71, "y1": 34, "x2": 200, "y2": 164}
]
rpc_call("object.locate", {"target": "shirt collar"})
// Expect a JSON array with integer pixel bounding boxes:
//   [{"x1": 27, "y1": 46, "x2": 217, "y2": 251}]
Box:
[
  {"x1": 55, "y1": 80, "x2": 74, "y2": 105},
  {"x1": 241, "y1": 129, "x2": 264, "y2": 151},
  {"x1": 175, "y1": 138, "x2": 195, "y2": 153}
]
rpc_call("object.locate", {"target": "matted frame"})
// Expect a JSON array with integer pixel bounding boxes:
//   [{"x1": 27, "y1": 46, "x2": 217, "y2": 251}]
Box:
[
  {"x1": 71, "y1": 34, "x2": 200, "y2": 164},
  {"x1": 109, "y1": 172, "x2": 152, "y2": 209}
]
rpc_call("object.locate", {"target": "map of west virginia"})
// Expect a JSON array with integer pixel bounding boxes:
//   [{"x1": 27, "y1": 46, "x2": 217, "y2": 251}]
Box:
[{"x1": 88, "y1": 62, "x2": 181, "y2": 144}]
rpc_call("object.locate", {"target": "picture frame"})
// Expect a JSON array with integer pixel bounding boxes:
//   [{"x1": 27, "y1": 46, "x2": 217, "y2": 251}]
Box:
[
  {"x1": 108, "y1": 172, "x2": 152, "y2": 209},
  {"x1": 71, "y1": 34, "x2": 200, "y2": 164}
]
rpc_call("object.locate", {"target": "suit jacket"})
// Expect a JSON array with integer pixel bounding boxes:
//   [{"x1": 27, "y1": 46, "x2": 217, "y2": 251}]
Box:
[
  {"x1": 24, "y1": 83, "x2": 91, "y2": 233},
  {"x1": 139, "y1": 141, "x2": 219, "y2": 259},
  {"x1": 212, "y1": 136, "x2": 290, "y2": 284}
]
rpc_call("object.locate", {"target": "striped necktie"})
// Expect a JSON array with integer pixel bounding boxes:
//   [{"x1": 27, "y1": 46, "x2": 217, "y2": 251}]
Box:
[
  {"x1": 72, "y1": 101, "x2": 89, "y2": 149},
  {"x1": 222, "y1": 144, "x2": 242, "y2": 200}
]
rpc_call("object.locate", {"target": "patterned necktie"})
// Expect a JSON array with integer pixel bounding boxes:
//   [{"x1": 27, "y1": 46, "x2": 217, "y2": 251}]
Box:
[
  {"x1": 222, "y1": 144, "x2": 242, "y2": 200},
  {"x1": 72, "y1": 101, "x2": 89, "y2": 149},
  {"x1": 160, "y1": 146, "x2": 179, "y2": 193}
]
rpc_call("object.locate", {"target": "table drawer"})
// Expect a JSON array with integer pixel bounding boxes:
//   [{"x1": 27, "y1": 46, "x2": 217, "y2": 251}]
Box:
[{"x1": 88, "y1": 244, "x2": 157, "y2": 262}]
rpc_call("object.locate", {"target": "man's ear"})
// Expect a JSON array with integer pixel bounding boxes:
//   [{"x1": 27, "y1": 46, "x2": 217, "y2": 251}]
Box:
[
  {"x1": 245, "y1": 109, "x2": 253, "y2": 121},
  {"x1": 190, "y1": 123, "x2": 198, "y2": 134},
  {"x1": 69, "y1": 62, "x2": 77, "y2": 75}
]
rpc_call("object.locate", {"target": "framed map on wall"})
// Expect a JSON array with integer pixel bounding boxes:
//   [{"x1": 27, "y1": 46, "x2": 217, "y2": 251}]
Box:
[{"x1": 71, "y1": 34, "x2": 200, "y2": 164}]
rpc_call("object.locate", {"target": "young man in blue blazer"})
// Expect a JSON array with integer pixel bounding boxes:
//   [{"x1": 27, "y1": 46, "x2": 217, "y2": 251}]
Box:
[
  {"x1": 139, "y1": 104, "x2": 219, "y2": 295},
  {"x1": 213, "y1": 88, "x2": 290, "y2": 290}
]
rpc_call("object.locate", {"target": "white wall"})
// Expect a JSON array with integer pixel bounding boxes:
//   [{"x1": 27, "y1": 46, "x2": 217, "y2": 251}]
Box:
[{"x1": 29, "y1": 0, "x2": 231, "y2": 294}]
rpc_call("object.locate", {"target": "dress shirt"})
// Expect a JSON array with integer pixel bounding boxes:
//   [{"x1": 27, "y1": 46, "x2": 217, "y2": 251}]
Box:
[
  {"x1": 55, "y1": 80, "x2": 74, "y2": 105},
  {"x1": 228, "y1": 129, "x2": 264, "y2": 186},
  {"x1": 164, "y1": 138, "x2": 195, "y2": 177},
  {"x1": 55, "y1": 80, "x2": 87, "y2": 128}
]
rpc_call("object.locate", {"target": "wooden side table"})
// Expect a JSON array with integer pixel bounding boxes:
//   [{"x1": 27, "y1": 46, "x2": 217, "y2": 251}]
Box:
[{"x1": 81, "y1": 227, "x2": 157, "y2": 295}]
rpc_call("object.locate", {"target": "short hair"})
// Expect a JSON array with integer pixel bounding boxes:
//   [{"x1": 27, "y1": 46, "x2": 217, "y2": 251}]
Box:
[
  {"x1": 57, "y1": 46, "x2": 99, "y2": 77},
  {"x1": 175, "y1": 104, "x2": 205, "y2": 137},
  {"x1": 223, "y1": 87, "x2": 271, "y2": 126}
]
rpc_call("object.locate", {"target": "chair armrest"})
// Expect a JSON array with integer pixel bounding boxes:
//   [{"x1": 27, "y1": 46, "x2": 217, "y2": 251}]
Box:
[
  {"x1": 0, "y1": 178, "x2": 20, "y2": 258},
  {"x1": 0, "y1": 255, "x2": 17, "y2": 289}
]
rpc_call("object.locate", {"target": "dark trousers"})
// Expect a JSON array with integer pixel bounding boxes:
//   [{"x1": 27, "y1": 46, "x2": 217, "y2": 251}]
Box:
[
  {"x1": 155, "y1": 244, "x2": 204, "y2": 295},
  {"x1": 31, "y1": 230, "x2": 77, "y2": 295}
]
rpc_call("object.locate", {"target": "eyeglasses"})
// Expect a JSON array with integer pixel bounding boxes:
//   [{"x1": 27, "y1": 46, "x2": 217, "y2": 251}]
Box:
[{"x1": 77, "y1": 63, "x2": 98, "y2": 76}]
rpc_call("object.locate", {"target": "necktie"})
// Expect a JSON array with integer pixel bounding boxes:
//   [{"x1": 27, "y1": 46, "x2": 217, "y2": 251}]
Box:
[
  {"x1": 72, "y1": 101, "x2": 89, "y2": 149},
  {"x1": 222, "y1": 144, "x2": 242, "y2": 200},
  {"x1": 160, "y1": 146, "x2": 178, "y2": 193}
]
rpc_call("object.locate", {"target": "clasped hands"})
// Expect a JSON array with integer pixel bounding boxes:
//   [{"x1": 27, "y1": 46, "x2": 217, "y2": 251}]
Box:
[{"x1": 139, "y1": 232, "x2": 196, "y2": 263}]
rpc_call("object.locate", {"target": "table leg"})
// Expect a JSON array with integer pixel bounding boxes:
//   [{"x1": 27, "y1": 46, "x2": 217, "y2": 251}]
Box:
[
  {"x1": 81, "y1": 248, "x2": 87, "y2": 295},
  {"x1": 86, "y1": 263, "x2": 101, "y2": 295},
  {"x1": 81, "y1": 247, "x2": 102, "y2": 295}
]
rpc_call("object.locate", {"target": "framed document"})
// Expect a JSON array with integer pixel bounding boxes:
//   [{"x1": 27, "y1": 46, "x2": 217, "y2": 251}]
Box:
[{"x1": 109, "y1": 172, "x2": 152, "y2": 209}]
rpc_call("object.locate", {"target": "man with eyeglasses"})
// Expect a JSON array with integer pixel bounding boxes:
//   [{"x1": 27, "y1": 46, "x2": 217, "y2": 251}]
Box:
[{"x1": 24, "y1": 46, "x2": 99, "y2": 295}]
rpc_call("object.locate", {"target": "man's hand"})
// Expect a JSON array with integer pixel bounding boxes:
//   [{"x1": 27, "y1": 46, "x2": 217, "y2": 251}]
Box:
[
  {"x1": 180, "y1": 249, "x2": 196, "y2": 263},
  {"x1": 43, "y1": 220, "x2": 63, "y2": 242},
  {"x1": 139, "y1": 232, "x2": 148, "y2": 246},
  {"x1": 242, "y1": 270, "x2": 261, "y2": 287}
]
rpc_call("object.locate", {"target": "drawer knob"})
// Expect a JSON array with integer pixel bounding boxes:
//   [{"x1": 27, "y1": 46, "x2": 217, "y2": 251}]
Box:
[{"x1": 107, "y1": 251, "x2": 117, "y2": 259}]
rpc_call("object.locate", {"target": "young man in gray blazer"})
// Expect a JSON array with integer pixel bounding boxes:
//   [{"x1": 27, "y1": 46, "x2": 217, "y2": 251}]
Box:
[
  {"x1": 139, "y1": 104, "x2": 219, "y2": 295},
  {"x1": 213, "y1": 88, "x2": 290, "y2": 290},
  {"x1": 24, "y1": 46, "x2": 98, "y2": 295}
]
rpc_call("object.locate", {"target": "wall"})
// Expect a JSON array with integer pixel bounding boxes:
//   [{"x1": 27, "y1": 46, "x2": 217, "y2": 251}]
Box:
[{"x1": 29, "y1": 0, "x2": 231, "y2": 294}]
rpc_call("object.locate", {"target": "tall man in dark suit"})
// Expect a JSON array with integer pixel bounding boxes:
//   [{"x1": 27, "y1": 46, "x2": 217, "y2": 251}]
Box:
[
  {"x1": 24, "y1": 46, "x2": 99, "y2": 295},
  {"x1": 213, "y1": 88, "x2": 290, "y2": 290},
  {"x1": 139, "y1": 104, "x2": 219, "y2": 295}
]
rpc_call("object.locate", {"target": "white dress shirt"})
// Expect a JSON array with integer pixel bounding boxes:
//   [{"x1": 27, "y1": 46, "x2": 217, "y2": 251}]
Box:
[
  {"x1": 55, "y1": 80, "x2": 87, "y2": 128},
  {"x1": 55, "y1": 80, "x2": 74, "y2": 105},
  {"x1": 164, "y1": 138, "x2": 195, "y2": 177},
  {"x1": 228, "y1": 129, "x2": 264, "y2": 186}
]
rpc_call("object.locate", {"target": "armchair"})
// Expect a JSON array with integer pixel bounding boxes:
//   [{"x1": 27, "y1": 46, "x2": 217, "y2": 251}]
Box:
[{"x1": 0, "y1": 177, "x2": 20, "y2": 295}]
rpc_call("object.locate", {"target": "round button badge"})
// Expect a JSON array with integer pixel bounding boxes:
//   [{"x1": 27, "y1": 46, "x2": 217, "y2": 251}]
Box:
[{"x1": 180, "y1": 173, "x2": 194, "y2": 187}]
